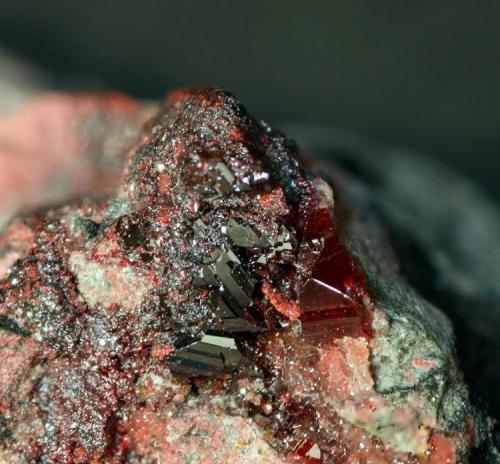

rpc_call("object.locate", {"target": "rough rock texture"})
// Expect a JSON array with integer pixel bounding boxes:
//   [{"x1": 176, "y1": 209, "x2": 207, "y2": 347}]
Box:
[
  {"x1": 0, "y1": 88, "x2": 497, "y2": 463},
  {"x1": 0, "y1": 92, "x2": 154, "y2": 228}
]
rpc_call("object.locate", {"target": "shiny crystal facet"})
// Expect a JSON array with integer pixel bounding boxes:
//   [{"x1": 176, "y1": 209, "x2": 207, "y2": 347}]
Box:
[{"x1": 298, "y1": 207, "x2": 367, "y2": 342}]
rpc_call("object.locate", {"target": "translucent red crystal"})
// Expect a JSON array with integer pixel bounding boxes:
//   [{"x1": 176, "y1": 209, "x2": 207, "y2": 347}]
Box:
[{"x1": 298, "y1": 205, "x2": 370, "y2": 343}]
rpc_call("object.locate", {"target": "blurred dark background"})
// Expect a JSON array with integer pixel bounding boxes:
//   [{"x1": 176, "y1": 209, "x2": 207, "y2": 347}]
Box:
[{"x1": 0, "y1": 0, "x2": 498, "y2": 201}]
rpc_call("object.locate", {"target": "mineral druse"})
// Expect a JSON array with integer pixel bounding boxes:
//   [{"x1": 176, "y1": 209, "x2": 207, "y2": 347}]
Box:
[{"x1": 0, "y1": 88, "x2": 497, "y2": 463}]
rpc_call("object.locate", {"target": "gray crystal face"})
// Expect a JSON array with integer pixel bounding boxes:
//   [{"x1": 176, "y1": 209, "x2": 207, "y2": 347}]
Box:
[
  {"x1": 227, "y1": 219, "x2": 270, "y2": 248},
  {"x1": 215, "y1": 162, "x2": 235, "y2": 193},
  {"x1": 166, "y1": 335, "x2": 244, "y2": 376},
  {"x1": 193, "y1": 244, "x2": 256, "y2": 315},
  {"x1": 195, "y1": 161, "x2": 243, "y2": 197}
]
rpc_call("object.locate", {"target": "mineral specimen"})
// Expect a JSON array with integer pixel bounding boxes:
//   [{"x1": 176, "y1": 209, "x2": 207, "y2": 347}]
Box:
[{"x1": 0, "y1": 87, "x2": 498, "y2": 463}]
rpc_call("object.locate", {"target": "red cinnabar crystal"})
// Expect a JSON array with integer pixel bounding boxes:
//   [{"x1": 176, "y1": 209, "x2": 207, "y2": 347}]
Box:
[{"x1": 298, "y1": 205, "x2": 370, "y2": 342}]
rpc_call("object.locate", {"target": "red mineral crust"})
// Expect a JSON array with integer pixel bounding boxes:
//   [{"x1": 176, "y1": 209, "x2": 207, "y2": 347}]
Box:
[{"x1": 0, "y1": 89, "x2": 478, "y2": 463}]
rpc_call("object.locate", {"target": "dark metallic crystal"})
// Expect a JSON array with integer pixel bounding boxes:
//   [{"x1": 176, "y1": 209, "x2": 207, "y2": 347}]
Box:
[
  {"x1": 166, "y1": 334, "x2": 243, "y2": 376},
  {"x1": 227, "y1": 219, "x2": 270, "y2": 248}
]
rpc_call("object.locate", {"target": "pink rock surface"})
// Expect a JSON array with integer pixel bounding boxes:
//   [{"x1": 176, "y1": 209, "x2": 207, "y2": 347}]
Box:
[{"x1": 0, "y1": 93, "x2": 153, "y2": 226}]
